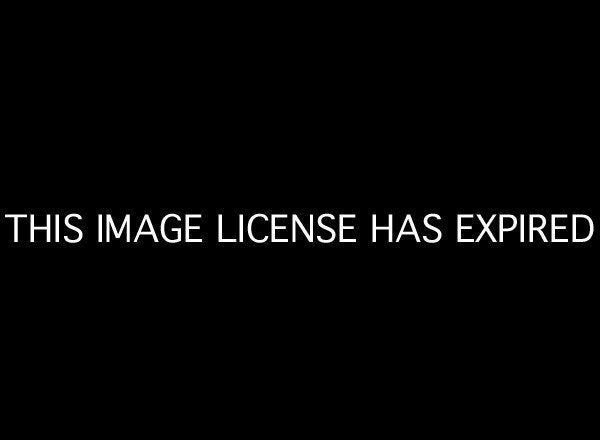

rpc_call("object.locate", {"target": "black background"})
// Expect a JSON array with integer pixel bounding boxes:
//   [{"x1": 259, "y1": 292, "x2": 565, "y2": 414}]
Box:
[{"x1": 1, "y1": 6, "x2": 597, "y2": 434}]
